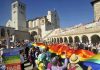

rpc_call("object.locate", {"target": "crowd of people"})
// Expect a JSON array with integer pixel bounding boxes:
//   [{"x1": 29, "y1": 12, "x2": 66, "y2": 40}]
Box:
[
  {"x1": 70, "y1": 42, "x2": 100, "y2": 54},
  {"x1": 0, "y1": 40, "x2": 100, "y2": 70},
  {"x1": 18, "y1": 41, "x2": 94, "y2": 70}
]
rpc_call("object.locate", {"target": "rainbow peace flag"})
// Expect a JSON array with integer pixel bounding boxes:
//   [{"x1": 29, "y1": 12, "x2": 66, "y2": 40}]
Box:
[
  {"x1": 75, "y1": 49, "x2": 95, "y2": 61},
  {"x1": 32, "y1": 43, "x2": 46, "y2": 49},
  {"x1": 83, "y1": 54, "x2": 100, "y2": 70},
  {"x1": 31, "y1": 43, "x2": 95, "y2": 60},
  {"x1": 3, "y1": 48, "x2": 21, "y2": 64}
]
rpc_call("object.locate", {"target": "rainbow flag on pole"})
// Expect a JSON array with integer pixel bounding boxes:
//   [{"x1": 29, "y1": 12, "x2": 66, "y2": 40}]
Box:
[{"x1": 3, "y1": 48, "x2": 21, "y2": 70}]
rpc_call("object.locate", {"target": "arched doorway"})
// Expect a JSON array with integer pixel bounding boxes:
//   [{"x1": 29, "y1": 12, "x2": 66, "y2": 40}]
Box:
[
  {"x1": 68, "y1": 36, "x2": 73, "y2": 44},
  {"x1": 60, "y1": 37, "x2": 63, "y2": 43},
  {"x1": 52, "y1": 38, "x2": 54, "y2": 42},
  {"x1": 82, "y1": 35, "x2": 89, "y2": 43},
  {"x1": 1, "y1": 28, "x2": 5, "y2": 37},
  {"x1": 64, "y1": 37, "x2": 68, "y2": 43},
  {"x1": 91, "y1": 35, "x2": 100, "y2": 44},
  {"x1": 74, "y1": 36, "x2": 80, "y2": 43},
  {"x1": 30, "y1": 31, "x2": 37, "y2": 41},
  {"x1": 54, "y1": 38, "x2": 56, "y2": 43},
  {"x1": 57, "y1": 38, "x2": 59, "y2": 43}
]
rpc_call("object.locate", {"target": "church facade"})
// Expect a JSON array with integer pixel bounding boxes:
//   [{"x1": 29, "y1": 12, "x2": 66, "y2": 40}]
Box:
[
  {"x1": 27, "y1": 10, "x2": 60, "y2": 41},
  {"x1": 5, "y1": 0, "x2": 60, "y2": 42}
]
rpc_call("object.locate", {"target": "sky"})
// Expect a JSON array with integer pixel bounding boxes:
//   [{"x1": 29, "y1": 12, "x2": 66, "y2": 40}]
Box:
[{"x1": 0, "y1": 0, "x2": 94, "y2": 28}]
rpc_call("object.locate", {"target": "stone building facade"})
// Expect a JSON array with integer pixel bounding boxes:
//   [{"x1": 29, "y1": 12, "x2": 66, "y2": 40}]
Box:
[
  {"x1": 3, "y1": 0, "x2": 100, "y2": 44},
  {"x1": 0, "y1": 26, "x2": 29, "y2": 46},
  {"x1": 5, "y1": 0, "x2": 60, "y2": 42},
  {"x1": 45, "y1": 0, "x2": 100, "y2": 45},
  {"x1": 27, "y1": 10, "x2": 60, "y2": 41},
  {"x1": 0, "y1": 26, "x2": 15, "y2": 48},
  {"x1": 6, "y1": 0, "x2": 27, "y2": 31},
  {"x1": 46, "y1": 21, "x2": 100, "y2": 44},
  {"x1": 0, "y1": 26, "x2": 14, "y2": 41},
  {"x1": 91, "y1": 0, "x2": 100, "y2": 21}
]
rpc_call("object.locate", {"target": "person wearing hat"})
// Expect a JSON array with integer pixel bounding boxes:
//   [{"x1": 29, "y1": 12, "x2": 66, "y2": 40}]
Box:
[
  {"x1": 67, "y1": 54, "x2": 83, "y2": 70},
  {"x1": 36, "y1": 49, "x2": 47, "y2": 70}
]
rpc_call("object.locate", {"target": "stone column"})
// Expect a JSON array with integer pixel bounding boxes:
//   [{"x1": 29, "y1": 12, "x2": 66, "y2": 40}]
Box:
[
  {"x1": 88, "y1": 36, "x2": 91, "y2": 44},
  {"x1": 72, "y1": 36, "x2": 75, "y2": 43},
  {"x1": 79, "y1": 36, "x2": 82, "y2": 43}
]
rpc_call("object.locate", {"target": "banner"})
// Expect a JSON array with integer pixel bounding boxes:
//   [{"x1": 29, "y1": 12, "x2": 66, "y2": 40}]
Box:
[{"x1": 3, "y1": 48, "x2": 21, "y2": 70}]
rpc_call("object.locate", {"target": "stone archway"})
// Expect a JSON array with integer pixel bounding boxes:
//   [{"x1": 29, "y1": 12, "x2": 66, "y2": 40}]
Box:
[
  {"x1": 91, "y1": 34, "x2": 100, "y2": 44},
  {"x1": 30, "y1": 31, "x2": 37, "y2": 41},
  {"x1": 54, "y1": 38, "x2": 56, "y2": 43},
  {"x1": 82, "y1": 35, "x2": 89, "y2": 43},
  {"x1": 57, "y1": 38, "x2": 59, "y2": 43},
  {"x1": 68, "y1": 36, "x2": 73, "y2": 43},
  {"x1": 52, "y1": 38, "x2": 54, "y2": 42},
  {"x1": 74, "y1": 36, "x2": 80, "y2": 43},
  {"x1": 64, "y1": 37, "x2": 68, "y2": 43},
  {"x1": 60, "y1": 37, "x2": 63, "y2": 43}
]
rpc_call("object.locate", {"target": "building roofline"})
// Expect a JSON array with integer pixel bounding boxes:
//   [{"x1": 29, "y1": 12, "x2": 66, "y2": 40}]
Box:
[
  {"x1": 27, "y1": 16, "x2": 46, "y2": 21},
  {"x1": 0, "y1": 26, "x2": 15, "y2": 29},
  {"x1": 91, "y1": 0, "x2": 100, "y2": 5},
  {"x1": 15, "y1": 30, "x2": 30, "y2": 33}
]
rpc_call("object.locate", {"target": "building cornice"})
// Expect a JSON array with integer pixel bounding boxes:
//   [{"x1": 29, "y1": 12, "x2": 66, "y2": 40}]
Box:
[{"x1": 91, "y1": 0, "x2": 100, "y2": 5}]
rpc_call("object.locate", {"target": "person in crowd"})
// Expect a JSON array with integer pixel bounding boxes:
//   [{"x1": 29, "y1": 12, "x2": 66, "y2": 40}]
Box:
[
  {"x1": 47, "y1": 61, "x2": 52, "y2": 70},
  {"x1": 0, "y1": 48, "x2": 6, "y2": 70},
  {"x1": 16, "y1": 42, "x2": 21, "y2": 47},
  {"x1": 50, "y1": 53, "x2": 68, "y2": 70},
  {"x1": 88, "y1": 44, "x2": 91, "y2": 51},
  {"x1": 30, "y1": 47, "x2": 36, "y2": 69},
  {"x1": 67, "y1": 54, "x2": 83, "y2": 70},
  {"x1": 96, "y1": 44, "x2": 100, "y2": 53},
  {"x1": 91, "y1": 44, "x2": 97, "y2": 53},
  {"x1": 36, "y1": 49, "x2": 47, "y2": 70},
  {"x1": 28, "y1": 48, "x2": 32, "y2": 64},
  {"x1": 45, "y1": 47, "x2": 51, "y2": 62},
  {"x1": 20, "y1": 50, "x2": 25, "y2": 70},
  {"x1": 47, "y1": 53, "x2": 59, "y2": 70},
  {"x1": 0, "y1": 48, "x2": 3, "y2": 63},
  {"x1": 35, "y1": 47, "x2": 40, "y2": 59},
  {"x1": 25, "y1": 46, "x2": 29, "y2": 61},
  {"x1": 85, "y1": 43, "x2": 89, "y2": 50},
  {"x1": 56, "y1": 55, "x2": 63, "y2": 67}
]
